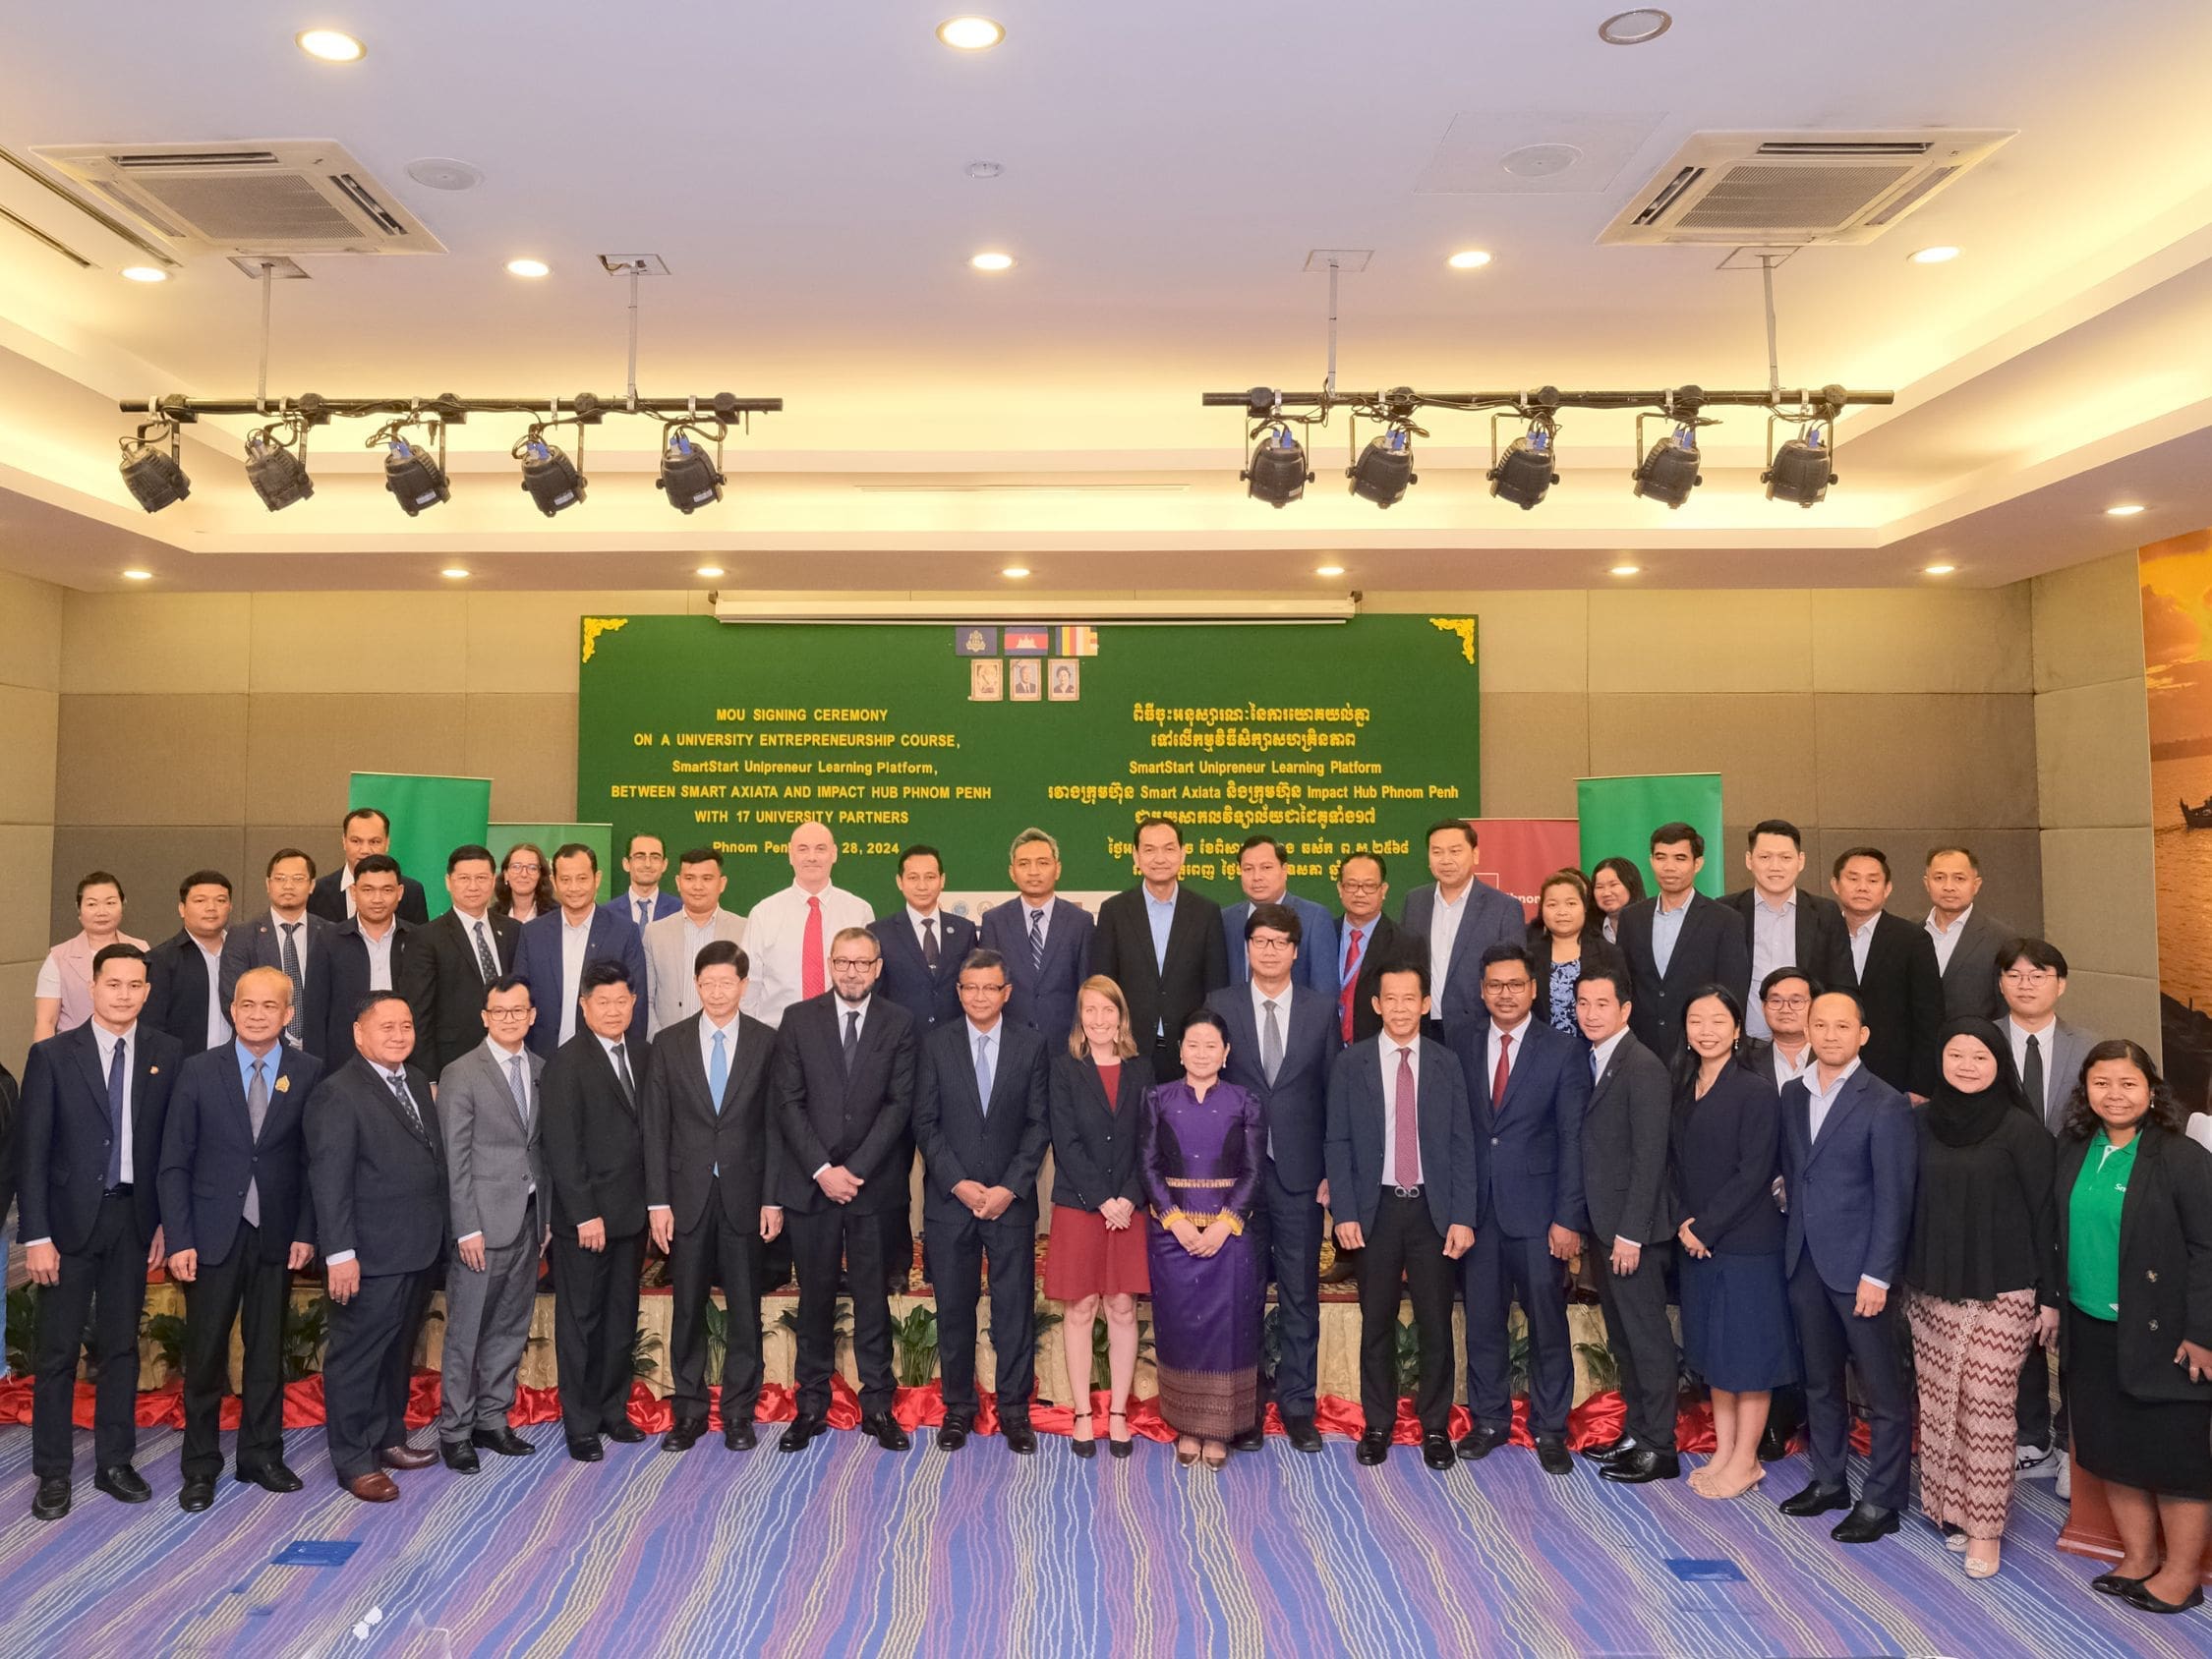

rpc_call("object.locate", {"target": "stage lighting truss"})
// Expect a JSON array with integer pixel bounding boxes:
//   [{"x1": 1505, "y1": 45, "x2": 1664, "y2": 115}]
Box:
[{"x1": 118, "y1": 413, "x2": 191, "y2": 512}]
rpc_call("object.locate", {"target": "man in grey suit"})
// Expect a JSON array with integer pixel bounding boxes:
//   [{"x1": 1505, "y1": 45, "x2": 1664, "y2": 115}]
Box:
[
  {"x1": 642, "y1": 849, "x2": 747, "y2": 1037},
  {"x1": 1922, "y1": 846, "x2": 2011, "y2": 1021},
  {"x1": 433, "y1": 975, "x2": 548, "y2": 1472},
  {"x1": 1398, "y1": 819, "x2": 1526, "y2": 1040}
]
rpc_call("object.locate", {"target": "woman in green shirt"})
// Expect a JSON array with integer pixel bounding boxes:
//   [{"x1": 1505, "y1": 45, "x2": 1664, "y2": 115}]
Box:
[{"x1": 2055, "y1": 1039, "x2": 2212, "y2": 1617}]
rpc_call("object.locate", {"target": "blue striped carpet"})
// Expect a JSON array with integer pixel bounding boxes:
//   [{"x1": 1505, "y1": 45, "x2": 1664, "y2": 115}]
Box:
[{"x1": 0, "y1": 1420, "x2": 2197, "y2": 1657}]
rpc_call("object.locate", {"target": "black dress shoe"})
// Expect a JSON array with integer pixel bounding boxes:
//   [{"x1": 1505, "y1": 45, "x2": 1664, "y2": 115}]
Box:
[
  {"x1": 725, "y1": 1421, "x2": 757, "y2": 1451},
  {"x1": 1356, "y1": 1433, "x2": 1390, "y2": 1465},
  {"x1": 566, "y1": 1436, "x2": 605, "y2": 1462},
  {"x1": 604, "y1": 1420, "x2": 646, "y2": 1445},
  {"x1": 1284, "y1": 1416, "x2": 1323, "y2": 1454},
  {"x1": 237, "y1": 1461, "x2": 305, "y2": 1493},
  {"x1": 1779, "y1": 1479, "x2": 1853, "y2": 1517},
  {"x1": 1422, "y1": 1435, "x2": 1456, "y2": 1471},
  {"x1": 178, "y1": 1478, "x2": 215, "y2": 1513},
  {"x1": 860, "y1": 1411, "x2": 911, "y2": 1452},
  {"x1": 2092, "y1": 1572, "x2": 2152, "y2": 1597},
  {"x1": 1535, "y1": 1436, "x2": 1574, "y2": 1476},
  {"x1": 1229, "y1": 1425, "x2": 1266, "y2": 1454},
  {"x1": 2124, "y1": 1580, "x2": 2207, "y2": 1615},
  {"x1": 1456, "y1": 1424, "x2": 1511, "y2": 1461},
  {"x1": 1601, "y1": 1448, "x2": 1680, "y2": 1484},
  {"x1": 94, "y1": 1464, "x2": 152, "y2": 1504},
  {"x1": 937, "y1": 1415, "x2": 971, "y2": 1452},
  {"x1": 1581, "y1": 1435, "x2": 1632, "y2": 1463},
  {"x1": 440, "y1": 1440, "x2": 481, "y2": 1473},
  {"x1": 472, "y1": 1428, "x2": 536, "y2": 1458},
  {"x1": 1004, "y1": 1422, "x2": 1037, "y2": 1456},
  {"x1": 1757, "y1": 1425, "x2": 1794, "y2": 1462},
  {"x1": 1831, "y1": 1502, "x2": 1900, "y2": 1544},
  {"x1": 780, "y1": 1415, "x2": 827, "y2": 1454},
  {"x1": 662, "y1": 1419, "x2": 707, "y2": 1453},
  {"x1": 31, "y1": 1477, "x2": 70, "y2": 1521}
]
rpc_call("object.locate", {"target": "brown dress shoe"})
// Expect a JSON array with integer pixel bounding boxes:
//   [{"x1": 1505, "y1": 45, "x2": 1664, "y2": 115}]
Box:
[
  {"x1": 379, "y1": 1442, "x2": 437, "y2": 1471},
  {"x1": 347, "y1": 1471, "x2": 401, "y2": 1503}
]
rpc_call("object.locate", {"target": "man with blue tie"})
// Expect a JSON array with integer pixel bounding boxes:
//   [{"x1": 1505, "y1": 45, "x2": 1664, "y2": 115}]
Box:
[
  {"x1": 158, "y1": 966, "x2": 322, "y2": 1511},
  {"x1": 1206, "y1": 903, "x2": 1343, "y2": 1453},
  {"x1": 518, "y1": 843, "x2": 648, "y2": 1059},
  {"x1": 913, "y1": 949, "x2": 1052, "y2": 1453},
  {"x1": 1398, "y1": 820, "x2": 1526, "y2": 1041},
  {"x1": 603, "y1": 832, "x2": 681, "y2": 933},
  {"x1": 1221, "y1": 835, "x2": 1340, "y2": 996},
  {"x1": 980, "y1": 827, "x2": 1094, "y2": 1046},
  {"x1": 1776, "y1": 988, "x2": 1919, "y2": 1543}
]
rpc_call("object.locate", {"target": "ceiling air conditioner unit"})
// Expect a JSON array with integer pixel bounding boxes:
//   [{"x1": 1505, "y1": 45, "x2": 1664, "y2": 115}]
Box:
[
  {"x1": 1599, "y1": 130, "x2": 2013, "y2": 247},
  {"x1": 28, "y1": 139, "x2": 443, "y2": 257}
]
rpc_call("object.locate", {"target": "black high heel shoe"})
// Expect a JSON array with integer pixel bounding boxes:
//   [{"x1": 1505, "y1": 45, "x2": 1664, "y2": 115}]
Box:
[
  {"x1": 1109, "y1": 1409, "x2": 1133, "y2": 1460},
  {"x1": 1070, "y1": 1410, "x2": 1096, "y2": 1459}
]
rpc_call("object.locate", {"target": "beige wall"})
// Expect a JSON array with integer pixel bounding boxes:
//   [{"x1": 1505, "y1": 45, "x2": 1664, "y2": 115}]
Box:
[{"x1": 0, "y1": 570, "x2": 61, "y2": 1073}]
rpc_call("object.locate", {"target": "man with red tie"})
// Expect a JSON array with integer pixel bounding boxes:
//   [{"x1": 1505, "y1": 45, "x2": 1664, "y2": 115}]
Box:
[
  {"x1": 739, "y1": 822, "x2": 876, "y2": 1030},
  {"x1": 1323, "y1": 852, "x2": 1401, "y2": 1285}
]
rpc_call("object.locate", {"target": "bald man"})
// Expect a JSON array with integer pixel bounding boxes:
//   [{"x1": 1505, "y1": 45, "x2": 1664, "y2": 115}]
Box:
[{"x1": 740, "y1": 821, "x2": 876, "y2": 1028}]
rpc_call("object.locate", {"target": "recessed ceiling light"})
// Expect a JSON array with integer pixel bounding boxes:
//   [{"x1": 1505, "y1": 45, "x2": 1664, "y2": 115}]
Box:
[
  {"x1": 1909, "y1": 246, "x2": 1961, "y2": 265},
  {"x1": 1315, "y1": 563, "x2": 1346, "y2": 577},
  {"x1": 1447, "y1": 250, "x2": 1492, "y2": 270},
  {"x1": 1598, "y1": 9, "x2": 1671, "y2": 45},
  {"x1": 296, "y1": 28, "x2": 366, "y2": 62},
  {"x1": 937, "y1": 16, "x2": 1005, "y2": 50},
  {"x1": 695, "y1": 565, "x2": 726, "y2": 579},
  {"x1": 1001, "y1": 565, "x2": 1030, "y2": 578},
  {"x1": 440, "y1": 566, "x2": 470, "y2": 579},
  {"x1": 1610, "y1": 563, "x2": 1642, "y2": 577},
  {"x1": 120, "y1": 265, "x2": 169, "y2": 283},
  {"x1": 964, "y1": 160, "x2": 1005, "y2": 180},
  {"x1": 405, "y1": 156, "x2": 484, "y2": 192},
  {"x1": 505, "y1": 257, "x2": 551, "y2": 279},
  {"x1": 1922, "y1": 562, "x2": 1956, "y2": 576},
  {"x1": 969, "y1": 251, "x2": 1016, "y2": 271},
  {"x1": 2107, "y1": 502, "x2": 2146, "y2": 516},
  {"x1": 121, "y1": 568, "x2": 153, "y2": 581}
]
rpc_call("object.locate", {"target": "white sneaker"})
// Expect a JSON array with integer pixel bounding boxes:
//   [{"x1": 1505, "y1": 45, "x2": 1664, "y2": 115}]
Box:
[
  {"x1": 2014, "y1": 1442, "x2": 2060, "y2": 1478},
  {"x1": 2055, "y1": 1456, "x2": 2071, "y2": 1500}
]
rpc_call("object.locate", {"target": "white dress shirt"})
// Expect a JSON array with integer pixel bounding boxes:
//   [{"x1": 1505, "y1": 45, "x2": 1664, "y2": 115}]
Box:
[
  {"x1": 1924, "y1": 904, "x2": 1974, "y2": 974},
  {"x1": 1768, "y1": 1039, "x2": 1814, "y2": 1088},
  {"x1": 741, "y1": 882, "x2": 877, "y2": 1027},
  {"x1": 338, "y1": 861, "x2": 356, "y2": 918},
  {"x1": 1745, "y1": 892, "x2": 1796, "y2": 1039},
  {"x1": 269, "y1": 910, "x2": 312, "y2": 991},
  {"x1": 1019, "y1": 898, "x2": 1052, "y2": 950},
  {"x1": 2006, "y1": 1014, "x2": 2058, "y2": 1119},
  {"x1": 908, "y1": 905, "x2": 949, "y2": 960},
  {"x1": 1846, "y1": 913, "x2": 1879, "y2": 980},
  {"x1": 357, "y1": 917, "x2": 400, "y2": 994},
  {"x1": 1428, "y1": 886, "x2": 1471, "y2": 1011},
  {"x1": 1486, "y1": 1012, "x2": 1534, "y2": 1093},
  {"x1": 195, "y1": 936, "x2": 232, "y2": 1051},
  {"x1": 1378, "y1": 1035, "x2": 1423, "y2": 1187},
  {"x1": 558, "y1": 911, "x2": 595, "y2": 1043},
  {"x1": 1589, "y1": 1026, "x2": 1630, "y2": 1084}
]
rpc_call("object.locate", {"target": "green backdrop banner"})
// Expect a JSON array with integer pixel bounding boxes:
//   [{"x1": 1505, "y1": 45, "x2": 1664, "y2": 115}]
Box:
[
  {"x1": 490, "y1": 823, "x2": 614, "y2": 902},
  {"x1": 576, "y1": 614, "x2": 1482, "y2": 902},
  {"x1": 349, "y1": 772, "x2": 493, "y2": 919},
  {"x1": 1576, "y1": 772, "x2": 1726, "y2": 898}
]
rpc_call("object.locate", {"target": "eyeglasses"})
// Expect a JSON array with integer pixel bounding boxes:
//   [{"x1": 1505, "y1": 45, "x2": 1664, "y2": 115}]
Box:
[
  {"x1": 2001, "y1": 969, "x2": 2057, "y2": 986},
  {"x1": 485, "y1": 1006, "x2": 533, "y2": 1020},
  {"x1": 1248, "y1": 936, "x2": 1296, "y2": 950},
  {"x1": 1337, "y1": 880, "x2": 1383, "y2": 895},
  {"x1": 1764, "y1": 995, "x2": 1811, "y2": 1009},
  {"x1": 829, "y1": 956, "x2": 878, "y2": 970},
  {"x1": 503, "y1": 864, "x2": 542, "y2": 877}
]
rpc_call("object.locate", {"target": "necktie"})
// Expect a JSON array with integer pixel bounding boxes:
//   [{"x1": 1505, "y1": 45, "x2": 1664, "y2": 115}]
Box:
[
  {"x1": 244, "y1": 1057, "x2": 267, "y2": 1227},
  {"x1": 1261, "y1": 999, "x2": 1283, "y2": 1085},
  {"x1": 507, "y1": 1053, "x2": 531, "y2": 1129},
  {"x1": 1492, "y1": 1029, "x2": 1513, "y2": 1104},
  {"x1": 278, "y1": 923, "x2": 305, "y2": 1043},
  {"x1": 105, "y1": 1035, "x2": 127, "y2": 1187},
  {"x1": 922, "y1": 916, "x2": 940, "y2": 970},
  {"x1": 1592, "y1": 1048, "x2": 1603, "y2": 1081},
  {"x1": 709, "y1": 1027, "x2": 728, "y2": 1114},
  {"x1": 975, "y1": 1032, "x2": 994, "y2": 1116},
  {"x1": 472, "y1": 919, "x2": 499, "y2": 984},
  {"x1": 2023, "y1": 1034, "x2": 2044, "y2": 1125},
  {"x1": 801, "y1": 895, "x2": 827, "y2": 1000},
  {"x1": 1028, "y1": 906, "x2": 1045, "y2": 973},
  {"x1": 1339, "y1": 927, "x2": 1364, "y2": 1043},
  {"x1": 1392, "y1": 1047, "x2": 1419, "y2": 1187},
  {"x1": 636, "y1": 897, "x2": 651, "y2": 930},
  {"x1": 386, "y1": 1069, "x2": 424, "y2": 1134},
  {"x1": 611, "y1": 1043, "x2": 637, "y2": 1106},
  {"x1": 843, "y1": 1008, "x2": 860, "y2": 1070}
]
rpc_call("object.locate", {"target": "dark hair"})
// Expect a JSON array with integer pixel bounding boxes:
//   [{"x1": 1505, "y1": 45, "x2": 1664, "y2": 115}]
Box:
[
  {"x1": 1576, "y1": 951, "x2": 1633, "y2": 1003},
  {"x1": 677, "y1": 846, "x2": 724, "y2": 870},
  {"x1": 1668, "y1": 983, "x2": 1751, "y2": 1104},
  {"x1": 343, "y1": 806, "x2": 391, "y2": 834},
  {"x1": 580, "y1": 958, "x2": 634, "y2": 996},
  {"x1": 265, "y1": 846, "x2": 316, "y2": 879},
  {"x1": 898, "y1": 843, "x2": 944, "y2": 876},
  {"x1": 1926, "y1": 844, "x2": 1979, "y2": 871},
  {"x1": 354, "y1": 990, "x2": 410, "y2": 1023},
  {"x1": 1650, "y1": 820, "x2": 1704, "y2": 857},
  {"x1": 351, "y1": 853, "x2": 402, "y2": 882},
  {"x1": 73, "y1": 869, "x2": 124, "y2": 903},
  {"x1": 1479, "y1": 942, "x2": 1535, "y2": 979},
  {"x1": 1135, "y1": 815, "x2": 1184, "y2": 844},
  {"x1": 1759, "y1": 966, "x2": 1820, "y2": 1001},
  {"x1": 1590, "y1": 857, "x2": 1646, "y2": 908},
  {"x1": 1832, "y1": 845, "x2": 1890, "y2": 881},
  {"x1": 90, "y1": 942, "x2": 148, "y2": 977},
  {"x1": 177, "y1": 869, "x2": 232, "y2": 900},
  {"x1": 448, "y1": 843, "x2": 496, "y2": 875},
  {"x1": 553, "y1": 840, "x2": 599, "y2": 873},
  {"x1": 1372, "y1": 953, "x2": 1430, "y2": 998},
  {"x1": 1527, "y1": 868, "x2": 1599, "y2": 954},
  {"x1": 1335, "y1": 850, "x2": 1387, "y2": 882},
  {"x1": 495, "y1": 841, "x2": 553, "y2": 915},
  {"x1": 1747, "y1": 819, "x2": 1803, "y2": 850},
  {"x1": 624, "y1": 831, "x2": 665, "y2": 856},
  {"x1": 960, "y1": 947, "x2": 1010, "y2": 983},
  {"x1": 1238, "y1": 834, "x2": 1287, "y2": 863},
  {"x1": 1998, "y1": 936, "x2": 2068, "y2": 979},
  {"x1": 1245, "y1": 900, "x2": 1303, "y2": 945},
  {"x1": 693, "y1": 941, "x2": 748, "y2": 977},
  {"x1": 1180, "y1": 1005, "x2": 1233, "y2": 1043},
  {"x1": 1810, "y1": 985, "x2": 1867, "y2": 1022},
  {"x1": 2058, "y1": 1039, "x2": 2185, "y2": 1141},
  {"x1": 1424, "y1": 818, "x2": 1478, "y2": 851},
  {"x1": 485, "y1": 973, "x2": 531, "y2": 1002}
]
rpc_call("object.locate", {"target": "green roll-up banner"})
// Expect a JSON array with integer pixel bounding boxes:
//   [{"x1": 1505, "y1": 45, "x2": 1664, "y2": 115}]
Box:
[
  {"x1": 348, "y1": 772, "x2": 493, "y2": 919},
  {"x1": 489, "y1": 822, "x2": 615, "y2": 902},
  {"x1": 1576, "y1": 772, "x2": 1726, "y2": 898}
]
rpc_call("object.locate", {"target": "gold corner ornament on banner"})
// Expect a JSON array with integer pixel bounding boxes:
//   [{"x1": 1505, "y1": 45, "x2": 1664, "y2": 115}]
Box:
[
  {"x1": 581, "y1": 616, "x2": 630, "y2": 663},
  {"x1": 1428, "y1": 617, "x2": 1477, "y2": 664}
]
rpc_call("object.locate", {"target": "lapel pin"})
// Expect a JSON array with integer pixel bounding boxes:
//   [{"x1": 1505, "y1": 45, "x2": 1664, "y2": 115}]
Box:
[
  {"x1": 148, "y1": 1065, "x2": 160, "y2": 1075},
  {"x1": 275, "y1": 1075, "x2": 292, "y2": 1094}
]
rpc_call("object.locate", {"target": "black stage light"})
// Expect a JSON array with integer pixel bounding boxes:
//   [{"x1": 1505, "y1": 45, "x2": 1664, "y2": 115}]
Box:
[
  {"x1": 244, "y1": 421, "x2": 314, "y2": 511},
  {"x1": 1348, "y1": 426, "x2": 1416, "y2": 508},
  {"x1": 1764, "y1": 425, "x2": 1835, "y2": 507},
  {"x1": 1243, "y1": 424, "x2": 1310, "y2": 507},
  {"x1": 656, "y1": 427, "x2": 725, "y2": 513},
  {"x1": 118, "y1": 424, "x2": 190, "y2": 512},
  {"x1": 1488, "y1": 425, "x2": 1558, "y2": 510},
  {"x1": 382, "y1": 433, "x2": 450, "y2": 517},
  {"x1": 517, "y1": 431, "x2": 586, "y2": 516},
  {"x1": 1633, "y1": 425, "x2": 1703, "y2": 508}
]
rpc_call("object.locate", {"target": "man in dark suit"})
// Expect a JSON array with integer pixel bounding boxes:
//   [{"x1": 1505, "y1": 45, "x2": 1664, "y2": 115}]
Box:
[
  {"x1": 1921, "y1": 845, "x2": 2011, "y2": 1022},
  {"x1": 1221, "y1": 835, "x2": 1340, "y2": 995},
  {"x1": 1088, "y1": 816, "x2": 1228, "y2": 1080},
  {"x1": 1206, "y1": 903, "x2": 1343, "y2": 1453},
  {"x1": 399, "y1": 844, "x2": 520, "y2": 1077},
  {"x1": 540, "y1": 959, "x2": 652, "y2": 1461},
  {"x1": 1776, "y1": 988, "x2": 1918, "y2": 1543},
  {"x1": 1830, "y1": 846, "x2": 1944, "y2": 1100},
  {"x1": 516, "y1": 843, "x2": 647, "y2": 1059},
  {"x1": 602, "y1": 831, "x2": 681, "y2": 934},
  {"x1": 980, "y1": 827, "x2": 1093, "y2": 1047},
  {"x1": 1572, "y1": 956, "x2": 1680, "y2": 1484},
  {"x1": 1615, "y1": 822, "x2": 1750, "y2": 1064},
  {"x1": 144, "y1": 869, "x2": 235, "y2": 1058},
  {"x1": 20, "y1": 944, "x2": 179, "y2": 1520},
  {"x1": 772, "y1": 927, "x2": 918, "y2": 1454},
  {"x1": 645, "y1": 942, "x2": 784, "y2": 1453},
  {"x1": 307, "y1": 991, "x2": 447, "y2": 1503},
  {"x1": 1449, "y1": 943, "x2": 1589, "y2": 1474},
  {"x1": 1398, "y1": 819, "x2": 1525, "y2": 1040},
  {"x1": 221, "y1": 848, "x2": 338, "y2": 1061},
  {"x1": 1323, "y1": 961, "x2": 1476, "y2": 1470},
  {"x1": 871, "y1": 844, "x2": 978, "y2": 1296},
  {"x1": 1726, "y1": 820, "x2": 1851, "y2": 1037},
  {"x1": 307, "y1": 806, "x2": 431, "y2": 927},
  {"x1": 324, "y1": 854, "x2": 415, "y2": 1063},
  {"x1": 914, "y1": 949, "x2": 1051, "y2": 1453},
  {"x1": 1333, "y1": 852, "x2": 1401, "y2": 1045},
  {"x1": 157, "y1": 966, "x2": 321, "y2": 1511}
]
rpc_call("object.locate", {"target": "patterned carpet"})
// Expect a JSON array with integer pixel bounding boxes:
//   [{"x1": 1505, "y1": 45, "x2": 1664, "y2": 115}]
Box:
[{"x1": 0, "y1": 1415, "x2": 2199, "y2": 1659}]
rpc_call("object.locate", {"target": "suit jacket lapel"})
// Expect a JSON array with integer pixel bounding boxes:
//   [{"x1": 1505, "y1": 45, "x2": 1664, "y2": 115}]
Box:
[
  {"x1": 72, "y1": 1026, "x2": 109, "y2": 1115},
  {"x1": 1807, "y1": 1069, "x2": 1865, "y2": 1166}
]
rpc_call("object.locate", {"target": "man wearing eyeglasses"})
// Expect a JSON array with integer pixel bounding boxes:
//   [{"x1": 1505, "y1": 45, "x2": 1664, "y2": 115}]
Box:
[{"x1": 1742, "y1": 969, "x2": 1819, "y2": 1091}]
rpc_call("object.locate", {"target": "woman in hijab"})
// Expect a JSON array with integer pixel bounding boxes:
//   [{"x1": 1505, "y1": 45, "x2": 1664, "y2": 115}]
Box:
[{"x1": 1903, "y1": 1017, "x2": 2057, "y2": 1580}]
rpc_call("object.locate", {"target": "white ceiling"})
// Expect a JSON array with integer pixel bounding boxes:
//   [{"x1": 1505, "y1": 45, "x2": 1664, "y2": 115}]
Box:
[{"x1": 0, "y1": 1, "x2": 2207, "y2": 591}]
